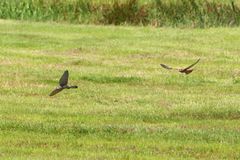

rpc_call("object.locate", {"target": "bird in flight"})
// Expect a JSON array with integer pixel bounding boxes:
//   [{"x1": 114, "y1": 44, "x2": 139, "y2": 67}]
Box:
[
  {"x1": 49, "y1": 70, "x2": 78, "y2": 96},
  {"x1": 160, "y1": 59, "x2": 200, "y2": 75}
]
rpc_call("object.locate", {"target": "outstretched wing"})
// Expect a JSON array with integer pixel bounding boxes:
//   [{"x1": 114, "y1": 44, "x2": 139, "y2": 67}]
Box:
[
  {"x1": 49, "y1": 87, "x2": 63, "y2": 96},
  {"x1": 160, "y1": 64, "x2": 173, "y2": 70},
  {"x1": 59, "y1": 70, "x2": 69, "y2": 87},
  {"x1": 182, "y1": 59, "x2": 200, "y2": 71}
]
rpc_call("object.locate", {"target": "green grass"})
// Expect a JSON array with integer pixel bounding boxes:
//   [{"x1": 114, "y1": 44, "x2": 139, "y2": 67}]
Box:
[{"x1": 0, "y1": 19, "x2": 240, "y2": 159}]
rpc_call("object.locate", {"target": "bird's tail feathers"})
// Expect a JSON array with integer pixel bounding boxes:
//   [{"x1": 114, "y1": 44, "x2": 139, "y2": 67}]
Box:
[{"x1": 69, "y1": 85, "x2": 78, "y2": 88}]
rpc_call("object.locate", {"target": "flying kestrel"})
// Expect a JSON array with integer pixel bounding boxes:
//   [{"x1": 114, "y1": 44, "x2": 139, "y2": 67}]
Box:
[
  {"x1": 49, "y1": 70, "x2": 78, "y2": 96},
  {"x1": 160, "y1": 59, "x2": 200, "y2": 74}
]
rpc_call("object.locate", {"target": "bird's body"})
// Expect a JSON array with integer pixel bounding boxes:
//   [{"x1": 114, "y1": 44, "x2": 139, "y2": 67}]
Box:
[
  {"x1": 49, "y1": 70, "x2": 78, "y2": 96},
  {"x1": 179, "y1": 69, "x2": 193, "y2": 75},
  {"x1": 160, "y1": 59, "x2": 200, "y2": 75}
]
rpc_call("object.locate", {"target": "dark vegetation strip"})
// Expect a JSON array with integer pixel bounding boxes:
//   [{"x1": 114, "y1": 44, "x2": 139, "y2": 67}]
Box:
[
  {"x1": 0, "y1": 0, "x2": 240, "y2": 27},
  {"x1": 1, "y1": 120, "x2": 240, "y2": 143},
  {"x1": 80, "y1": 75, "x2": 143, "y2": 84}
]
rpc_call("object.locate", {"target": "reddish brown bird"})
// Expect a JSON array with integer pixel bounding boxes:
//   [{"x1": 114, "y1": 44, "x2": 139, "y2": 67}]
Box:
[{"x1": 160, "y1": 59, "x2": 200, "y2": 75}]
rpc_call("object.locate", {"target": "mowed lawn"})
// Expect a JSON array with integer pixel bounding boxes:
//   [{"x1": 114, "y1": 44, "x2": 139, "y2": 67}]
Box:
[{"x1": 0, "y1": 19, "x2": 240, "y2": 159}]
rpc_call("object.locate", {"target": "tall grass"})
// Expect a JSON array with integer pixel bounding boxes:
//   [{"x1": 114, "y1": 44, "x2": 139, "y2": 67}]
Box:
[
  {"x1": 153, "y1": 0, "x2": 240, "y2": 27},
  {"x1": 0, "y1": 0, "x2": 240, "y2": 27}
]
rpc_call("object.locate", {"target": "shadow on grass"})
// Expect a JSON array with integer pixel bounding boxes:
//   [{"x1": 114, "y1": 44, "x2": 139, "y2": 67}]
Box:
[
  {"x1": 80, "y1": 75, "x2": 143, "y2": 84},
  {"x1": 233, "y1": 78, "x2": 240, "y2": 84},
  {"x1": 71, "y1": 59, "x2": 97, "y2": 67},
  {"x1": 162, "y1": 75, "x2": 216, "y2": 86}
]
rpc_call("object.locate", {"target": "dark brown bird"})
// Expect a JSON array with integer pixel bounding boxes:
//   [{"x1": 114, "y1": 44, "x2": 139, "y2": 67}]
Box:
[
  {"x1": 160, "y1": 59, "x2": 200, "y2": 75},
  {"x1": 49, "y1": 70, "x2": 78, "y2": 96}
]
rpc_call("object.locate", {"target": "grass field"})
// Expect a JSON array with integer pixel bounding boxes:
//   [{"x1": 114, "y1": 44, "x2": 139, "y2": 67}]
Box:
[{"x1": 0, "y1": 19, "x2": 240, "y2": 159}]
